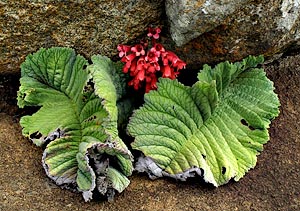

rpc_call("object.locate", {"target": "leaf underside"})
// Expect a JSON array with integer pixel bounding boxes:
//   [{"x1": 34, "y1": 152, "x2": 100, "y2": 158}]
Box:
[
  {"x1": 17, "y1": 47, "x2": 133, "y2": 201},
  {"x1": 128, "y1": 55, "x2": 280, "y2": 186}
]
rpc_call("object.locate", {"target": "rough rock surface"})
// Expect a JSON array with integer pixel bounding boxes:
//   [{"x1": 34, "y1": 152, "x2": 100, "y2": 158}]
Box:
[
  {"x1": 0, "y1": 0, "x2": 163, "y2": 74},
  {"x1": 165, "y1": 0, "x2": 300, "y2": 68},
  {"x1": 2, "y1": 0, "x2": 300, "y2": 75},
  {"x1": 166, "y1": 0, "x2": 251, "y2": 46}
]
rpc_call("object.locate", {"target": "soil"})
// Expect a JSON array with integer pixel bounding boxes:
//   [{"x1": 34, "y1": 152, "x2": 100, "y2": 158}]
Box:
[{"x1": 0, "y1": 54, "x2": 299, "y2": 211}]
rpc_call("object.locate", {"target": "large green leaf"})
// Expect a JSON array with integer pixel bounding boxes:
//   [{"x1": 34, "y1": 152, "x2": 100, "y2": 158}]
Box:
[
  {"x1": 128, "y1": 56, "x2": 280, "y2": 186},
  {"x1": 17, "y1": 47, "x2": 133, "y2": 201}
]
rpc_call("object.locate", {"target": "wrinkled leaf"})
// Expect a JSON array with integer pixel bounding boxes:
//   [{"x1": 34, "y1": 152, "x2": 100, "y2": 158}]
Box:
[
  {"x1": 128, "y1": 55, "x2": 280, "y2": 186},
  {"x1": 87, "y1": 55, "x2": 134, "y2": 176},
  {"x1": 18, "y1": 47, "x2": 133, "y2": 201}
]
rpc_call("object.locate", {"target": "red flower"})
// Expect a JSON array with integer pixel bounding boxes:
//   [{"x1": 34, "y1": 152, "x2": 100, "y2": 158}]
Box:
[
  {"x1": 162, "y1": 51, "x2": 178, "y2": 66},
  {"x1": 136, "y1": 56, "x2": 148, "y2": 71},
  {"x1": 147, "y1": 62, "x2": 160, "y2": 73},
  {"x1": 161, "y1": 51, "x2": 186, "y2": 80},
  {"x1": 145, "y1": 73, "x2": 158, "y2": 93},
  {"x1": 147, "y1": 27, "x2": 161, "y2": 39},
  {"x1": 128, "y1": 78, "x2": 141, "y2": 90},
  {"x1": 118, "y1": 27, "x2": 186, "y2": 93},
  {"x1": 136, "y1": 69, "x2": 145, "y2": 81},
  {"x1": 121, "y1": 53, "x2": 136, "y2": 63},
  {"x1": 117, "y1": 44, "x2": 131, "y2": 58},
  {"x1": 145, "y1": 51, "x2": 159, "y2": 63},
  {"x1": 131, "y1": 44, "x2": 145, "y2": 56},
  {"x1": 150, "y1": 43, "x2": 165, "y2": 57},
  {"x1": 152, "y1": 43, "x2": 165, "y2": 52},
  {"x1": 162, "y1": 65, "x2": 172, "y2": 78},
  {"x1": 121, "y1": 53, "x2": 136, "y2": 73},
  {"x1": 173, "y1": 59, "x2": 186, "y2": 70},
  {"x1": 129, "y1": 58, "x2": 137, "y2": 72}
]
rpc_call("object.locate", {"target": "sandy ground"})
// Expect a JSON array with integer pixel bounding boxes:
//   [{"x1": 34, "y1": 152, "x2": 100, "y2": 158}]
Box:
[{"x1": 0, "y1": 54, "x2": 299, "y2": 211}]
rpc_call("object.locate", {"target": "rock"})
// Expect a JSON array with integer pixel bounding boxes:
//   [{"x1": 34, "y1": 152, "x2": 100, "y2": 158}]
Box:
[
  {"x1": 165, "y1": 0, "x2": 300, "y2": 68},
  {"x1": 2, "y1": 0, "x2": 300, "y2": 75},
  {"x1": 166, "y1": 0, "x2": 250, "y2": 46},
  {"x1": 0, "y1": 0, "x2": 163, "y2": 74}
]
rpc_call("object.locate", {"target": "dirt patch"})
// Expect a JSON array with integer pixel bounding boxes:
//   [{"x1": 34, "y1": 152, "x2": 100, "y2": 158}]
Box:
[{"x1": 0, "y1": 55, "x2": 299, "y2": 211}]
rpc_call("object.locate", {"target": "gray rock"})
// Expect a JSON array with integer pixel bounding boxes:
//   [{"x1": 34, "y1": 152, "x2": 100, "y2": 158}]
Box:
[
  {"x1": 166, "y1": 0, "x2": 300, "y2": 69},
  {"x1": 165, "y1": 0, "x2": 300, "y2": 67},
  {"x1": 166, "y1": 0, "x2": 300, "y2": 46},
  {"x1": 166, "y1": 0, "x2": 251, "y2": 46},
  {"x1": 0, "y1": 0, "x2": 163, "y2": 74}
]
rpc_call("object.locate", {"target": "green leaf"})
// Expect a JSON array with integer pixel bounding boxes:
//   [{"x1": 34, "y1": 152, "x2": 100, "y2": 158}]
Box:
[
  {"x1": 17, "y1": 47, "x2": 133, "y2": 201},
  {"x1": 87, "y1": 55, "x2": 133, "y2": 176},
  {"x1": 128, "y1": 55, "x2": 280, "y2": 186},
  {"x1": 107, "y1": 167, "x2": 130, "y2": 193}
]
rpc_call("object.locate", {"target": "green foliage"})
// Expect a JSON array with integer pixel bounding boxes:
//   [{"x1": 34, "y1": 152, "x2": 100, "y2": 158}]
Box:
[
  {"x1": 127, "y1": 56, "x2": 280, "y2": 186},
  {"x1": 17, "y1": 47, "x2": 280, "y2": 202},
  {"x1": 17, "y1": 47, "x2": 133, "y2": 201}
]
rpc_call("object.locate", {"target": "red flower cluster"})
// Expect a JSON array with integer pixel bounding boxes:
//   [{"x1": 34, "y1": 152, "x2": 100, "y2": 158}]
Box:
[{"x1": 118, "y1": 27, "x2": 186, "y2": 93}]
